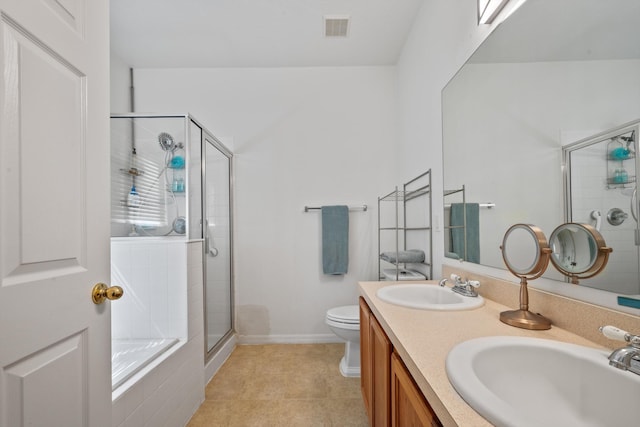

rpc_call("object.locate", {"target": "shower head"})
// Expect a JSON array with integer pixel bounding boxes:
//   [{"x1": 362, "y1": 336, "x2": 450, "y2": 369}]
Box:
[
  {"x1": 172, "y1": 216, "x2": 186, "y2": 234},
  {"x1": 158, "y1": 132, "x2": 175, "y2": 152}
]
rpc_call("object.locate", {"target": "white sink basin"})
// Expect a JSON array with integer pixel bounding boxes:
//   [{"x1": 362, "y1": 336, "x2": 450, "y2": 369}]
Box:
[
  {"x1": 376, "y1": 284, "x2": 484, "y2": 311},
  {"x1": 446, "y1": 336, "x2": 640, "y2": 427}
]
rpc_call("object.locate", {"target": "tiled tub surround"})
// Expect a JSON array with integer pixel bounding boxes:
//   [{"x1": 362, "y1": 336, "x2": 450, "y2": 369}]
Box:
[
  {"x1": 112, "y1": 241, "x2": 205, "y2": 427},
  {"x1": 358, "y1": 275, "x2": 640, "y2": 426}
]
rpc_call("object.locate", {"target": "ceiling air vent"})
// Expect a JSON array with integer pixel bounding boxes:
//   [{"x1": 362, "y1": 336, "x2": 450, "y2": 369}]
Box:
[{"x1": 324, "y1": 15, "x2": 350, "y2": 37}]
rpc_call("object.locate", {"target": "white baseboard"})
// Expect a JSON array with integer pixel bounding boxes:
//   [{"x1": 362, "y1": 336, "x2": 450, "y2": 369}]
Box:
[{"x1": 237, "y1": 334, "x2": 343, "y2": 345}]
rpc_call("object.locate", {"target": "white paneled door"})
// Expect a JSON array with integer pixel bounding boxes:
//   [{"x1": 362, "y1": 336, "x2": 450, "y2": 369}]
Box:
[{"x1": 0, "y1": 1, "x2": 111, "y2": 426}]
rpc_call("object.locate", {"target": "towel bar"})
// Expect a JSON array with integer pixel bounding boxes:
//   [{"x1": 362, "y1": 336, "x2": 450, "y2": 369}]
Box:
[
  {"x1": 444, "y1": 203, "x2": 495, "y2": 209},
  {"x1": 304, "y1": 205, "x2": 368, "y2": 212}
]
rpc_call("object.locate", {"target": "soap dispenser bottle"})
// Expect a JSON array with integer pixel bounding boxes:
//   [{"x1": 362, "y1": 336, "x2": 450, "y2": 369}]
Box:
[{"x1": 127, "y1": 185, "x2": 141, "y2": 207}]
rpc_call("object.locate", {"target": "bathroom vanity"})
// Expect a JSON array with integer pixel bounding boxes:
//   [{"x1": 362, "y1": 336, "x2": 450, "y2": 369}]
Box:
[
  {"x1": 360, "y1": 297, "x2": 441, "y2": 426},
  {"x1": 358, "y1": 278, "x2": 640, "y2": 426}
]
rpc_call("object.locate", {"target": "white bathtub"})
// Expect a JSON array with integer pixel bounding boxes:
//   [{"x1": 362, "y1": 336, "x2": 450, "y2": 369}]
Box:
[{"x1": 112, "y1": 338, "x2": 179, "y2": 390}]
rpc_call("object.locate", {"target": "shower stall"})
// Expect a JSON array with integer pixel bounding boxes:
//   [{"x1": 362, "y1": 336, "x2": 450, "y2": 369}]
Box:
[
  {"x1": 203, "y1": 134, "x2": 234, "y2": 355},
  {"x1": 110, "y1": 113, "x2": 234, "y2": 392}
]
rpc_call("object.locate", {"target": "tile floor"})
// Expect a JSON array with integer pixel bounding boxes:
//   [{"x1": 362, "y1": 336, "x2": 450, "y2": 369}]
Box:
[{"x1": 187, "y1": 343, "x2": 369, "y2": 427}]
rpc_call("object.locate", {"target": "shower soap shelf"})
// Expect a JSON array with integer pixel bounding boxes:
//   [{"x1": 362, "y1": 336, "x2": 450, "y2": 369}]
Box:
[{"x1": 120, "y1": 167, "x2": 145, "y2": 176}]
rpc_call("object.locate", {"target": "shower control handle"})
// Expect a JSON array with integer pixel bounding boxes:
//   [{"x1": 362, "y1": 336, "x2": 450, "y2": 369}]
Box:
[{"x1": 92, "y1": 283, "x2": 124, "y2": 305}]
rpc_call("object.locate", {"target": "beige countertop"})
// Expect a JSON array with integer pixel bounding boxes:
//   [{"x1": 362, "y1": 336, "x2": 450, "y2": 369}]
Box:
[{"x1": 358, "y1": 280, "x2": 610, "y2": 427}]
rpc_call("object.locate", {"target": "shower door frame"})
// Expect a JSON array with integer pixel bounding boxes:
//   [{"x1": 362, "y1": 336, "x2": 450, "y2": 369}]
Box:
[{"x1": 202, "y1": 130, "x2": 235, "y2": 360}]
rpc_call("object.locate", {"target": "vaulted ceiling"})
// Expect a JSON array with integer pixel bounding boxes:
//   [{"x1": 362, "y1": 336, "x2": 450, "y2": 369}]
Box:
[{"x1": 110, "y1": 0, "x2": 425, "y2": 68}]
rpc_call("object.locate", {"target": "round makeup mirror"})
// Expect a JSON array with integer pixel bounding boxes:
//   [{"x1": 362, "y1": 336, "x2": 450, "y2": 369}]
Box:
[
  {"x1": 500, "y1": 224, "x2": 552, "y2": 330},
  {"x1": 501, "y1": 224, "x2": 549, "y2": 276},
  {"x1": 549, "y1": 223, "x2": 612, "y2": 284}
]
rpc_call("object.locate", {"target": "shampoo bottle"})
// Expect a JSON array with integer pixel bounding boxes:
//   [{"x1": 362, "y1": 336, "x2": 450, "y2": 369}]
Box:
[{"x1": 127, "y1": 185, "x2": 141, "y2": 207}]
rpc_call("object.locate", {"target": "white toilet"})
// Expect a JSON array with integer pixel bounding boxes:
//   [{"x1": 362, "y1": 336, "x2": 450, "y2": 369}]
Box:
[{"x1": 325, "y1": 305, "x2": 360, "y2": 377}]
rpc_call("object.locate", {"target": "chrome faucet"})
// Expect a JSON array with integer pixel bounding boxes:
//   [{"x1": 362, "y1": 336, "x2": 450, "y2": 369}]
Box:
[
  {"x1": 600, "y1": 325, "x2": 640, "y2": 376},
  {"x1": 439, "y1": 274, "x2": 480, "y2": 297}
]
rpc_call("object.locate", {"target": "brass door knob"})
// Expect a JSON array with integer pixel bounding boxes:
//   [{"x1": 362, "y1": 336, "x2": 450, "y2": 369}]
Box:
[{"x1": 92, "y1": 283, "x2": 124, "y2": 305}]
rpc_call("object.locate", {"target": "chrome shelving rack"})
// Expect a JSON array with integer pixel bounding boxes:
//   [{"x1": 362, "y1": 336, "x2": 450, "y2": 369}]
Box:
[{"x1": 378, "y1": 169, "x2": 433, "y2": 281}]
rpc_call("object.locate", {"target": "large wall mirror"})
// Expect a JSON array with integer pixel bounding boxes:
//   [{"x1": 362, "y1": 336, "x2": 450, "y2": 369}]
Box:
[{"x1": 442, "y1": 0, "x2": 640, "y2": 304}]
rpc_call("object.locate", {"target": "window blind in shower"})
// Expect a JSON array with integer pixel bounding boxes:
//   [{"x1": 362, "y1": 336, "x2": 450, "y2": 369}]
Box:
[{"x1": 111, "y1": 141, "x2": 168, "y2": 228}]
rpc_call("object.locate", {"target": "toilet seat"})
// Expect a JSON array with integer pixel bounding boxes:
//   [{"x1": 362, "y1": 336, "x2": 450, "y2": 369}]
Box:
[{"x1": 326, "y1": 305, "x2": 359, "y2": 324}]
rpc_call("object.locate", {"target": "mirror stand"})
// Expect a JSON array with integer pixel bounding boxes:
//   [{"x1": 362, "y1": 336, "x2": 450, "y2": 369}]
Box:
[
  {"x1": 500, "y1": 276, "x2": 552, "y2": 330},
  {"x1": 500, "y1": 224, "x2": 553, "y2": 330}
]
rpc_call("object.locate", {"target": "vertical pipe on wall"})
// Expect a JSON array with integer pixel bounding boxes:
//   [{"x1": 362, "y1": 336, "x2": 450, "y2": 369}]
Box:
[
  {"x1": 129, "y1": 68, "x2": 136, "y2": 188},
  {"x1": 129, "y1": 67, "x2": 135, "y2": 112}
]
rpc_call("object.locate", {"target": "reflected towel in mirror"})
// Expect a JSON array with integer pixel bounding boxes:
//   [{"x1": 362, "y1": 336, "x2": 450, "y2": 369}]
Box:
[{"x1": 450, "y1": 203, "x2": 480, "y2": 263}]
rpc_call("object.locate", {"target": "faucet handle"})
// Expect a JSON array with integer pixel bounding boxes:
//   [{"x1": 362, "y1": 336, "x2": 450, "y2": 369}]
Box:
[
  {"x1": 450, "y1": 273, "x2": 462, "y2": 283},
  {"x1": 600, "y1": 326, "x2": 640, "y2": 347},
  {"x1": 467, "y1": 280, "x2": 480, "y2": 288},
  {"x1": 600, "y1": 325, "x2": 628, "y2": 341}
]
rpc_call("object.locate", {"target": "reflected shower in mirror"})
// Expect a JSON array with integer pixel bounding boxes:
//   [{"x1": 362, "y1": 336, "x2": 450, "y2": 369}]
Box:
[
  {"x1": 442, "y1": 0, "x2": 640, "y2": 301},
  {"x1": 563, "y1": 121, "x2": 638, "y2": 293}
]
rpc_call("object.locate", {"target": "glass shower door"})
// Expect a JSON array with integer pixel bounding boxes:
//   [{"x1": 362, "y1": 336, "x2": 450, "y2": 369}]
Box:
[{"x1": 203, "y1": 133, "x2": 233, "y2": 354}]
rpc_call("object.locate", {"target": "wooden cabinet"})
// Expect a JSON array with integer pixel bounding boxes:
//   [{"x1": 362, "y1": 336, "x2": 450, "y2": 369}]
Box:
[
  {"x1": 360, "y1": 298, "x2": 372, "y2": 423},
  {"x1": 391, "y1": 352, "x2": 442, "y2": 427},
  {"x1": 371, "y1": 311, "x2": 392, "y2": 426},
  {"x1": 360, "y1": 297, "x2": 442, "y2": 427},
  {"x1": 360, "y1": 297, "x2": 391, "y2": 426}
]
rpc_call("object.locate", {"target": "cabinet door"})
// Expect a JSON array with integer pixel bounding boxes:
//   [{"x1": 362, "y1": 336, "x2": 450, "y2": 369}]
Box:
[
  {"x1": 359, "y1": 297, "x2": 373, "y2": 424},
  {"x1": 391, "y1": 352, "x2": 442, "y2": 427},
  {"x1": 371, "y1": 313, "x2": 392, "y2": 426}
]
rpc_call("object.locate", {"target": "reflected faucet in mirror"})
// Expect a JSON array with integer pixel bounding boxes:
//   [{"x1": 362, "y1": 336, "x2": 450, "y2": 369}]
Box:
[{"x1": 590, "y1": 210, "x2": 602, "y2": 230}]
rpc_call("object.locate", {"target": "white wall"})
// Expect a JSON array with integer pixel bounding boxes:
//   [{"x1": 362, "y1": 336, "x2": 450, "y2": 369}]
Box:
[
  {"x1": 134, "y1": 67, "x2": 399, "y2": 341},
  {"x1": 395, "y1": 0, "x2": 500, "y2": 279}
]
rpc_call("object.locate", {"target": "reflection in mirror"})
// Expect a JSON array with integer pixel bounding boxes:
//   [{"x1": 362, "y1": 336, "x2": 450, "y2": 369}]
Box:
[
  {"x1": 500, "y1": 224, "x2": 552, "y2": 330},
  {"x1": 563, "y1": 121, "x2": 639, "y2": 294},
  {"x1": 444, "y1": 186, "x2": 483, "y2": 263},
  {"x1": 442, "y1": 0, "x2": 640, "y2": 306},
  {"x1": 549, "y1": 223, "x2": 612, "y2": 285}
]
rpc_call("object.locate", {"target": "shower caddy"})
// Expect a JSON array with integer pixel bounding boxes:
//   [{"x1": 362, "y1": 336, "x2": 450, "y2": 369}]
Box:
[
  {"x1": 606, "y1": 129, "x2": 636, "y2": 189},
  {"x1": 378, "y1": 169, "x2": 433, "y2": 281}
]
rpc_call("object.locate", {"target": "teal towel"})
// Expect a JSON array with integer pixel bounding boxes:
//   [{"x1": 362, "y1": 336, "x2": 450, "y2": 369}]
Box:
[
  {"x1": 322, "y1": 205, "x2": 349, "y2": 275},
  {"x1": 445, "y1": 251, "x2": 461, "y2": 260},
  {"x1": 450, "y1": 203, "x2": 480, "y2": 263}
]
